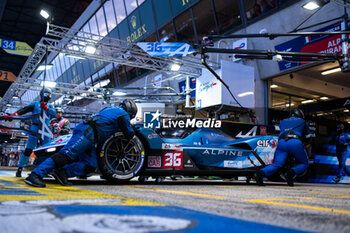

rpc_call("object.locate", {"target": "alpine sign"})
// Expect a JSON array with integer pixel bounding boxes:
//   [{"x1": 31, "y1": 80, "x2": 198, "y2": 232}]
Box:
[{"x1": 137, "y1": 42, "x2": 196, "y2": 57}]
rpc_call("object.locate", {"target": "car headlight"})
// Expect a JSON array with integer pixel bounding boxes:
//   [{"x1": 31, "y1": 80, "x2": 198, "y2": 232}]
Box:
[{"x1": 46, "y1": 147, "x2": 56, "y2": 153}]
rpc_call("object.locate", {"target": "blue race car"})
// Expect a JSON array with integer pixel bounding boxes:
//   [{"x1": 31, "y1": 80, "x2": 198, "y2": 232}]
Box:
[{"x1": 33, "y1": 126, "x2": 279, "y2": 183}]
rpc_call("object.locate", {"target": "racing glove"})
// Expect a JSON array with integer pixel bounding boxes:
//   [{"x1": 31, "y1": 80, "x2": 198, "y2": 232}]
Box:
[{"x1": 40, "y1": 102, "x2": 49, "y2": 111}]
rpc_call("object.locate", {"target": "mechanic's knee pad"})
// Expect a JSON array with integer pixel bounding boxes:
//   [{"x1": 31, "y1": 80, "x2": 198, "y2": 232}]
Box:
[
  {"x1": 51, "y1": 152, "x2": 73, "y2": 168},
  {"x1": 24, "y1": 148, "x2": 33, "y2": 157}
]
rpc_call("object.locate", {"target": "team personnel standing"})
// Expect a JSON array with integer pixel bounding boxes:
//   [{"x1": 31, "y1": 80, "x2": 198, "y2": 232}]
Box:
[
  {"x1": 24, "y1": 99, "x2": 137, "y2": 187},
  {"x1": 332, "y1": 124, "x2": 350, "y2": 183},
  {"x1": 254, "y1": 109, "x2": 311, "y2": 186},
  {"x1": 14, "y1": 88, "x2": 56, "y2": 177},
  {"x1": 50, "y1": 107, "x2": 70, "y2": 139}
]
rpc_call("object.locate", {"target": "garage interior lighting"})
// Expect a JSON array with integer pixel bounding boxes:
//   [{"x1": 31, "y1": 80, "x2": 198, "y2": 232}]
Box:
[
  {"x1": 270, "y1": 84, "x2": 278, "y2": 88},
  {"x1": 285, "y1": 103, "x2": 294, "y2": 107},
  {"x1": 344, "y1": 109, "x2": 349, "y2": 112},
  {"x1": 302, "y1": 1, "x2": 321, "y2": 10},
  {"x1": 6, "y1": 103, "x2": 12, "y2": 107},
  {"x1": 321, "y1": 67, "x2": 341, "y2": 75},
  {"x1": 12, "y1": 96, "x2": 19, "y2": 100},
  {"x1": 113, "y1": 91, "x2": 127, "y2": 96},
  {"x1": 41, "y1": 81, "x2": 57, "y2": 88},
  {"x1": 238, "y1": 91, "x2": 254, "y2": 97},
  {"x1": 301, "y1": 99, "x2": 315, "y2": 104},
  {"x1": 320, "y1": 96, "x2": 329, "y2": 100},
  {"x1": 37, "y1": 64, "x2": 53, "y2": 71},
  {"x1": 85, "y1": 45, "x2": 97, "y2": 54},
  {"x1": 171, "y1": 64, "x2": 181, "y2": 71},
  {"x1": 93, "y1": 79, "x2": 110, "y2": 88},
  {"x1": 40, "y1": 9, "x2": 50, "y2": 19}
]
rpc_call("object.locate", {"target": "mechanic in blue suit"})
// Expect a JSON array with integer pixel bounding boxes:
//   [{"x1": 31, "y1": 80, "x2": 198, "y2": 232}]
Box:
[
  {"x1": 24, "y1": 99, "x2": 137, "y2": 187},
  {"x1": 254, "y1": 109, "x2": 311, "y2": 186},
  {"x1": 14, "y1": 88, "x2": 56, "y2": 177},
  {"x1": 332, "y1": 124, "x2": 350, "y2": 183}
]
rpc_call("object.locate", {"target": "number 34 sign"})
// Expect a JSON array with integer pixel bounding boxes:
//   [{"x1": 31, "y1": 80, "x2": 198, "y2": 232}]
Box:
[{"x1": 0, "y1": 38, "x2": 33, "y2": 56}]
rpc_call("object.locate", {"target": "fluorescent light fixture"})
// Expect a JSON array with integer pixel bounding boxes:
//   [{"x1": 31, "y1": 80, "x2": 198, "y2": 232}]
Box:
[
  {"x1": 113, "y1": 91, "x2": 127, "y2": 96},
  {"x1": 285, "y1": 103, "x2": 294, "y2": 107},
  {"x1": 320, "y1": 96, "x2": 328, "y2": 100},
  {"x1": 37, "y1": 64, "x2": 53, "y2": 71},
  {"x1": 12, "y1": 96, "x2": 19, "y2": 99},
  {"x1": 65, "y1": 54, "x2": 86, "y2": 59},
  {"x1": 46, "y1": 147, "x2": 56, "y2": 153},
  {"x1": 238, "y1": 91, "x2": 254, "y2": 97},
  {"x1": 6, "y1": 103, "x2": 12, "y2": 107},
  {"x1": 301, "y1": 99, "x2": 315, "y2": 104},
  {"x1": 171, "y1": 64, "x2": 181, "y2": 71},
  {"x1": 93, "y1": 79, "x2": 110, "y2": 88},
  {"x1": 40, "y1": 9, "x2": 50, "y2": 19},
  {"x1": 270, "y1": 84, "x2": 278, "y2": 88},
  {"x1": 321, "y1": 67, "x2": 341, "y2": 75},
  {"x1": 41, "y1": 81, "x2": 57, "y2": 88},
  {"x1": 85, "y1": 45, "x2": 96, "y2": 54},
  {"x1": 316, "y1": 113, "x2": 324, "y2": 116},
  {"x1": 302, "y1": 1, "x2": 320, "y2": 10},
  {"x1": 344, "y1": 109, "x2": 350, "y2": 112}
]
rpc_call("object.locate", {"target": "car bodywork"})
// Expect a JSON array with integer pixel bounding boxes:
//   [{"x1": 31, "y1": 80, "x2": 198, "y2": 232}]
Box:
[{"x1": 34, "y1": 127, "x2": 278, "y2": 182}]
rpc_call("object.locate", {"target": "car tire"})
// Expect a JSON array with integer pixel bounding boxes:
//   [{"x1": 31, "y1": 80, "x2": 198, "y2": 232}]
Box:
[{"x1": 98, "y1": 132, "x2": 145, "y2": 183}]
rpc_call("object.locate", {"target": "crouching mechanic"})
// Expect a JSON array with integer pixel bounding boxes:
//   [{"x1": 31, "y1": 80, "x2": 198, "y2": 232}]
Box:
[
  {"x1": 24, "y1": 99, "x2": 137, "y2": 187},
  {"x1": 15, "y1": 88, "x2": 56, "y2": 177},
  {"x1": 254, "y1": 109, "x2": 311, "y2": 186},
  {"x1": 332, "y1": 124, "x2": 350, "y2": 183}
]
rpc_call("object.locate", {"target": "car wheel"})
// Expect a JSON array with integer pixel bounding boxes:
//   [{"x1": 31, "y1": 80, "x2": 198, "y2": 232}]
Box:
[{"x1": 98, "y1": 133, "x2": 145, "y2": 183}]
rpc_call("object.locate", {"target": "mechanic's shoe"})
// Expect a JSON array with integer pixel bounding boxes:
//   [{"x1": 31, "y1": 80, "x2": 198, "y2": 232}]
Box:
[
  {"x1": 254, "y1": 170, "x2": 265, "y2": 186},
  {"x1": 16, "y1": 167, "x2": 23, "y2": 177},
  {"x1": 24, "y1": 173, "x2": 46, "y2": 187},
  {"x1": 52, "y1": 169, "x2": 72, "y2": 186},
  {"x1": 332, "y1": 176, "x2": 341, "y2": 184},
  {"x1": 285, "y1": 170, "x2": 295, "y2": 187}
]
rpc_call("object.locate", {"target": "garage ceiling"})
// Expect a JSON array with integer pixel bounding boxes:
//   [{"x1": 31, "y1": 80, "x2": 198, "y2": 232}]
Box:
[{"x1": 0, "y1": 0, "x2": 92, "y2": 98}]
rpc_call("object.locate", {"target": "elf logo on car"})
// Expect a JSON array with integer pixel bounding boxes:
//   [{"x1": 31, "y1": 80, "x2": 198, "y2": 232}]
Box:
[
  {"x1": 257, "y1": 139, "x2": 273, "y2": 147},
  {"x1": 162, "y1": 151, "x2": 183, "y2": 168}
]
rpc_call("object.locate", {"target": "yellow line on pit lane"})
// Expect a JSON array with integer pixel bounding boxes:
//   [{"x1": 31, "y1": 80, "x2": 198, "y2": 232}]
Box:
[
  {"x1": 123, "y1": 185, "x2": 226, "y2": 199},
  {"x1": 244, "y1": 196, "x2": 350, "y2": 215},
  {"x1": 0, "y1": 176, "x2": 162, "y2": 206}
]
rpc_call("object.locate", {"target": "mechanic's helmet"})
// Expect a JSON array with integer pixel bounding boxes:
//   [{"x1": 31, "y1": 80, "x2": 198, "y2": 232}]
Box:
[
  {"x1": 40, "y1": 87, "x2": 52, "y2": 102},
  {"x1": 336, "y1": 124, "x2": 344, "y2": 132},
  {"x1": 55, "y1": 107, "x2": 64, "y2": 113},
  {"x1": 290, "y1": 108, "x2": 304, "y2": 119},
  {"x1": 120, "y1": 99, "x2": 138, "y2": 119}
]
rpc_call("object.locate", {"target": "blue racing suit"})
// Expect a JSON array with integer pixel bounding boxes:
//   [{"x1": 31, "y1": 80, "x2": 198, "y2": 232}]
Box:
[
  {"x1": 262, "y1": 116, "x2": 310, "y2": 177},
  {"x1": 335, "y1": 132, "x2": 350, "y2": 177},
  {"x1": 17, "y1": 101, "x2": 56, "y2": 168},
  {"x1": 33, "y1": 106, "x2": 134, "y2": 178}
]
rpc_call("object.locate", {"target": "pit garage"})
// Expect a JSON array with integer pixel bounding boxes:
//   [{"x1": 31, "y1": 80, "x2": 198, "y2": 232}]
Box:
[{"x1": 0, "y1": 0, "x2": 349, "y2": 232}]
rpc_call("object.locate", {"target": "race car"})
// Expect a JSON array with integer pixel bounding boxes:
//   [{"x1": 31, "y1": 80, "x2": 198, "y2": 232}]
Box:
[{"x1": 33, "y1": 126, "x2": 279, "y2": 183}]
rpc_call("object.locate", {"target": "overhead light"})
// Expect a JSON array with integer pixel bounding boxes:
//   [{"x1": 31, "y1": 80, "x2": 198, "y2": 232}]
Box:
[
  {"x1": 12, "y1": 96, "x2": 19, "y2": 100},
  {"x1": 285, "y1": 103, "x2": 294, "y2": 107},
  {"x1": 63, "y1": 97, "x2": 71, "y2": 101},
  {"x1": 113, "y1": 91, "x2": 127, "y2": 96},
  {"x1": 301, "y1": 99, "x2": 315, "y2": 104},
  {"x1": 93, "y1": 79, "x2": 110, "y2": 88},
  {"x1": 171, "y1": 64, "x2": 181, "y2": 71},
  {"x1": 238, "y1": 91, "x2": 254, "y2": 97},
  {"x1": 321, "y1": 67, "x2": 341, "y2": 75},
  {"x1": 40, "y1": 9, "x2": 50, "y2": 19},
  {"x1": 65, "y1": 54, "x2": 86, "y2": 59},
  {"x1": 41, "y1": 81, "x2": 57, "y2": 88},
  {"x1": 37, "y1": 64, "x2": 53, "y2": 71},
  {"x1": 317, "y1": 113, "x2": 324, "y2": 116},
  {"x1": 270, "y1": 84, "x2": 278, "y2": 88},
  {"x1": 302, "y1": 1, "x2": 321, "y2": 10},
  {"x1": 6, "y1": 103, "x2": 12, "y2": 107},
  {"x1": 85, "y1": 45, "x2": 96, "y2": 54},
  {"x1": 320, "y1": 96, "x2": 329, "y2": 100},
  {"x1": 344, "y1": 109, "x2": 350, "y2": 112}
]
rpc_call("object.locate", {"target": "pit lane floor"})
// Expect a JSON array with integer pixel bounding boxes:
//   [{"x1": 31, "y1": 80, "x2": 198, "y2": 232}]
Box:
[{"x1": 0, "y1": 169, "x2": 349, "y2": 233}]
